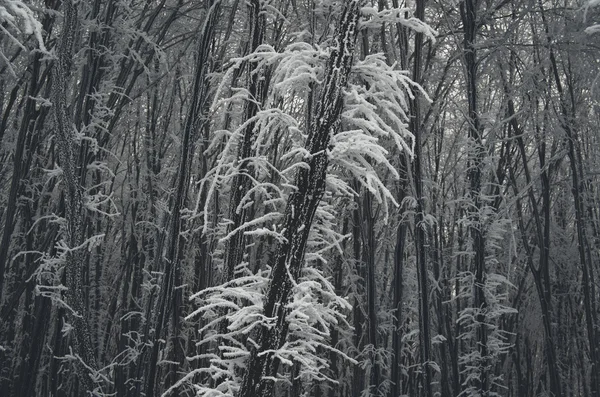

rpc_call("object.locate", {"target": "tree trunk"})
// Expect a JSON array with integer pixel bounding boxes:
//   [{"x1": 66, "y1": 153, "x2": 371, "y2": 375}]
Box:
[
  {"x1": 411, "y1": 1, "x2": 433, "y2": 396},
  {"x1": 223, "y1": 0, "x2": 267, "y2": 282},
  {"x1": 143, "y1": 2, "x2": 222, "y2": 395},
  {"x1": 460, "y1": 0, "x2": 489, "y2": 394},
  {"x1": 390, "y1": 214, "x2": 407, "y2": 397},
  {"x1": 51, "y1": 0, "x2": 98, "y2": 391}
]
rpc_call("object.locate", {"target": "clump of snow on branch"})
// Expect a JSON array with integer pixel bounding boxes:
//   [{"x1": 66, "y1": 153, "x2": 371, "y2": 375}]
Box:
[
  {"x1": 30, "y1": 232, "x2": 105, "y2": 316},
  {"x1": 0, "y1": 0, "x2": 48, "y2": 76},
  {"x1": 360, "y1": 6, "x2": 437, "y2": 42},
  {"x1": 180, "y1": 267, "x2": 270, "y2": 397},
  {"x1": 0, "y1": 0, "x2": 46, "y2": 49},
  {"x1": 328, "y1": 53, "x2": 429, "y2": 221}
]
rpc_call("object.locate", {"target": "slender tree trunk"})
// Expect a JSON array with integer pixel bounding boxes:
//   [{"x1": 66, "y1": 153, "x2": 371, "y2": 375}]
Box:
[
  {"x1": 222, "y1": 0, "x2": 266, "y2": 282},
  {"x1": 460, "y1": 0, "x2": 488, "y2": 394},
  {"x1": 390, "y1": 212, "x2": 407, "y2": 397},
  {"x1": 143, "y1": 3, "x2": 221, "y2": 395},
  {"x1": 411, "y1": 1, "x2": 433, "y2": 396},
  {"x1": 352, "y1": 200, "x2": 366, "y2": 397},
  {"x1": 361, "y1": 191, "x2": 380, "y2": 394}
]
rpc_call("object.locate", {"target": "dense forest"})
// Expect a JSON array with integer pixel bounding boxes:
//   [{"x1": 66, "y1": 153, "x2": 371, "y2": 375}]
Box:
[{"x1": 1, "y1": 0, "x2": 600, "y2": 396}]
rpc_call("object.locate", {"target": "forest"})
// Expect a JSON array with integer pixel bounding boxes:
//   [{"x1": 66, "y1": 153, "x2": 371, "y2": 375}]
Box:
[{"x1": 1, "y1": 0, "x2": 600, "y2": 396}]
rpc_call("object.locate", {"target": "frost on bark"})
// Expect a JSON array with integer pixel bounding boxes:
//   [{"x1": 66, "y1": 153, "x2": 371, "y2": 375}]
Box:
[
  {"x1": 51, "y1": 0, "x2": 97, "y2": 390},
  {"x1": 237, "y1": 2, "x2": 362, "y2": 397}
]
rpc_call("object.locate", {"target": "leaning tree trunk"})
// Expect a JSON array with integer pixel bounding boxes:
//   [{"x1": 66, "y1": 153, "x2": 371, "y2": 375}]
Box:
[
  {"x1": 237, "y1": 2, "x2": 362, "y2": 397},
  {"x1": 143, "y1": 2, "x2": 222, "y2": 396},
  {"x1": 51, "y1": 0, "x2": 98, "y2": 392}
]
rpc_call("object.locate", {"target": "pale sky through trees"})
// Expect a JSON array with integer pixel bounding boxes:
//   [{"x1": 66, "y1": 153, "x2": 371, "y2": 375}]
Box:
[{"x1": 1, "y1": 1, "x2": 600, "y2": 396}]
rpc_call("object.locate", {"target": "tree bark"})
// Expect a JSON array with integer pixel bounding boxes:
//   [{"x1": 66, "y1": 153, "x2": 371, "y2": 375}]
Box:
[{"x1": 51, "y1": 0, "x2": 98, "y2": 391}]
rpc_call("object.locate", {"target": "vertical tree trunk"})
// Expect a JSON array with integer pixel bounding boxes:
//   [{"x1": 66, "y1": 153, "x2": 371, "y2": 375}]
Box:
[
  {"x1": 390, "y1": 214, "x2": 407, "y2": 397},
  {"x1": 352, "y1": 200, "x2": 366, "y2": 397},
  {"x1": 355, "y1": 30, "x2": 382, "y2": 396},
  {"x1": 411, "y1": 1, "x2": 433, "y2": 396},
  {"x1": 390, "y1": 5, "x2": 409, "y2": 393},
  {"x1": 222, "y1": 0, "x2": 266, "y2": 282},
  {"x1": 361, "y1": 191, "x2": 380, "y2": 394},
  {"x1": 460, "y1": 0, "x2": 489, "y2": 394}
]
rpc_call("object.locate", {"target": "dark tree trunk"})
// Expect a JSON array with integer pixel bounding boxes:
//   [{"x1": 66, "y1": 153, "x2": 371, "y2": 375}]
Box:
[
  {"x1": 143, "y1": 2, "x2": 222, "y2": 396},
  {"x1": 411, "y1": 1, "x2": 433, "y2": 396},
  {"x1": 223, "y1": 0, "x2": 267, "y2": 283},
  {"x1": 390, "y1": 215, "x2": 407, "y2": 397},
  {"x1": 460, "y1": 0, "x2": 489, "y2": 394},
  {"x1": 352, "y1": 200, "x2": 366, "y2": 397}
]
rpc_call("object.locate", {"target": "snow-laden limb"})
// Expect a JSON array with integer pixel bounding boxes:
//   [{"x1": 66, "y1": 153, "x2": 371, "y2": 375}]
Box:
[
  {"x1": 209, "y1": 44, "x2": 280, "y2": 115},
  {"x1": 328, "y1": 129, "x2": 398, "y2": 213},
  {"x1": 186, "y1": 266, "x2": 270, "y2": 397},
  {"x1": 56, "y1": 347, "x2": 114, "y2": 396},
  {"x1": 585, "y1": 24, "x2": 600, "y2": 34},
  {"x1": 186, "y1": 257, "x2": 354, "y2": 397},
  {"x1": 84, "y1": 190, "x2": 120, "y2": 217},
  {"x1": 585, "y1": 0, "x2": 600, "y2": 22},
  {"x1": 270, "y1": 42, "x2": 328, "y2": 97},
  {"x1": 360, "y1": 6, "x2": 437, "y2": 42},
  {"x1": 219, "y1": 212, "x2": 282, "y2": 243},
  {"x1": 305, "y1": 196, "x2": 350, "y2": 259},
  {"x1": 0, "y1": 0, "x2": 47, "y2": 51},
  {"x1": 198, "y1": 108, "x2": 295, "y2": 235},
  {"x1": 325, "y1": 53, "x2": 426, "y2": 222},
  {"x1": 0, "y1": 0, "x2": 49, "y2": 77},
  {"x1": 30, "y1": 233, "x2": 105, "y2": 317}
]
